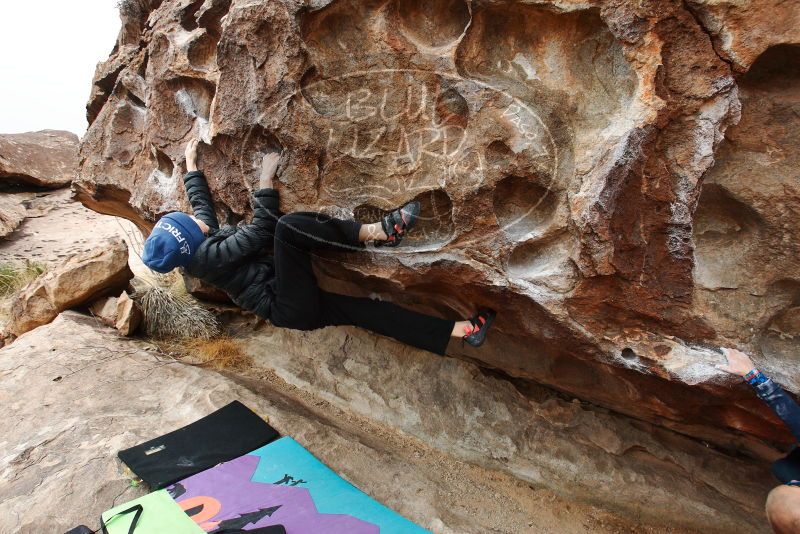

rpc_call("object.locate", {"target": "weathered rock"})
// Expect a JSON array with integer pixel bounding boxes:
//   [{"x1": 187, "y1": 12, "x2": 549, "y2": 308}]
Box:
[
  {"x1": 114, "y1": 290, "x2": 142, "y2": 335},
  {"x1": 0, "y1": 130, "x2": 78, "y2": 188},
  {"x1": 75, "y1": 0, "x2": 800, "y2": 450},
  {"x1": 89, "y1": 295, "x2": 119, "y2": 325},
  {"x1": 241, "y1": 321, "x2": 775, "y2": 532},
  {"x1": 0, "y1": 311, "x2": 695, "y2": 534},
  {"x1": 687, "y1": 0, "x2": 800, "y2": 73},
  {"x1": 3, "y1": 239, "x2": 133, "y2": 338},
  {"x1": 0, "y1": 193, "x2": 32, "y2": 238},
  {"x1": 0, "y1": 188, "x2": 144, "y2": 273}
]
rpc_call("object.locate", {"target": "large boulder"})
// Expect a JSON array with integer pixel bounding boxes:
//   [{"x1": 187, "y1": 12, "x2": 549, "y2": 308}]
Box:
[
  {"x1": 75, "y1": 0, "x2": 800, "y2": 450},
  {"x1": 3, "y1": 238, "x2": 133, "y2": 338},
  {"x1": 0, "y1": 130, "x2": 79, "y2": 188},
  {"x1": 0, "y1": 193, "x2": 32, "y2": 238}
]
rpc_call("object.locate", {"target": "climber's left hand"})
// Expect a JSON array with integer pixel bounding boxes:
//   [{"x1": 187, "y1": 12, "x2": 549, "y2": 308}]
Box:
[
  {"x1": 185, "y1": 138, "x2": 200, "y2": 172},
  {"x1": 259, "y1": 151, "x2": 281, "y2": 189}
]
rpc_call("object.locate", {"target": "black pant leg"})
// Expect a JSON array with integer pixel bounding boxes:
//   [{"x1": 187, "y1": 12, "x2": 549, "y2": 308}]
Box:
[
  {"x1": 276, "y1": 211, "x2": 363, "y2": 252},
  {"x1": 269, "y1": 212, "x2": 363, "y2": 329},
  {"x1": 317, "y1": 291, "x2": 455, "y2": 355}
]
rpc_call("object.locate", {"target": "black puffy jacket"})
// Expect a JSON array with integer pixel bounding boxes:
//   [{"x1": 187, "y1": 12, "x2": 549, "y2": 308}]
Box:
[{"x1": 182, "y1": 170, "x2": 281, "y2": 319}]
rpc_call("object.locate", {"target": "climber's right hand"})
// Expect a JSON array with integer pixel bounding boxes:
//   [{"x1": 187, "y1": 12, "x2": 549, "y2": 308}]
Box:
[
  {"x1": 185, "y1": 138, "x2": 200, "y2": 172},
  {"x1": 717, "y1": 347, "x2": 756, "y2": 377}
]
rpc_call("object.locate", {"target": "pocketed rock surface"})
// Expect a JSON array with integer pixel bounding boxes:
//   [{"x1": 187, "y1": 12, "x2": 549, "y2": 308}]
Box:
[
  {"x1": 0, "y1": 311, "x2": 730, "y2": 534},
  {"x1": 75, "y1": 0, "x2": 800, "y2": 452}
]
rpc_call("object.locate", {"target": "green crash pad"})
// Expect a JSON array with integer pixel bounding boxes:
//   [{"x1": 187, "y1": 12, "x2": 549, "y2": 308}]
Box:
[{"x1": 101, "y1": 489, "x2": 203, "y2": 534}]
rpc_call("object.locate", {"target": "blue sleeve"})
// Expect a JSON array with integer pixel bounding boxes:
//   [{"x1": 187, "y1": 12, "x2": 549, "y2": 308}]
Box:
[{"x1": 750, "y1": 373, "x2": 800, "y2": 443}]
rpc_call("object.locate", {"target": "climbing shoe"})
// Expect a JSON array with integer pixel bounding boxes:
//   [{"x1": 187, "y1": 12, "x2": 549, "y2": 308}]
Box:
[
  {"x1": 462, "y1": 309, "x2": 496, "y2": 348},
  {"x1": 375, "y1": 200, "x2": 420, "y2": 247}
]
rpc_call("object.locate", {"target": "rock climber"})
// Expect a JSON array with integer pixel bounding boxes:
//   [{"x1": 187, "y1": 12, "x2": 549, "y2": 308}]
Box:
[
  {"x1": 717, "y1": 348, "x2": 800, "y2": 533},
  {"x1": 140, "y1": 137, "x2": 496, "y2": 355}
]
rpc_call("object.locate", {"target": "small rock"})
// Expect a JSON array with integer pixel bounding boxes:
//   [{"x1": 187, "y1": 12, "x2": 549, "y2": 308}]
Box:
[
  {"x1": 115, "y1": 291, "x2": 142, "y2": 336},
  {"x1": 89, "y1": 295, "x2": 119, "y2": 326}
]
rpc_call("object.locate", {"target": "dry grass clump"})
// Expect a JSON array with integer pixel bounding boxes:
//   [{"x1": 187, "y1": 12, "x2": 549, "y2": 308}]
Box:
[
  {"x1": 130, "y1": 272, "x2": 220, "y2": 340},
  {"x1": 0, "y1": 261, "x2": 45, "y2": 297},
  {"x1": 155, "y1": 336, "x2": 253, "y2": 371},
  {"x1": 0, "y1": 261, "x2": 45, "y2": 324},
  {"x1": 181, "y1": 336, "x2": 253, "y2": 371}
]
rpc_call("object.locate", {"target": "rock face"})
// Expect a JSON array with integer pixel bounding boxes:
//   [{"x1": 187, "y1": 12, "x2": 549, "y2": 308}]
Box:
[
  {"x1": 0, "y1": 193, "x2": 32, "y2": 238},
  {"x1": 3, "y1": 239, "x2": 133, "y2": 338},
  {"x1": 0, "y1": 130, "x2": 78, "y2": 188},
  {"x1": 76, "y1": 0, "x2": 800, "y2": 451},
  {"x1": 0, "y1": 311, "x2": 704, "y2": 534},
  {"x1": 239, "y1": 321, "x2": 776, "y2": 532},
  {"x1": 0, "y1": 188, "x2": 142, "y2": 269}
]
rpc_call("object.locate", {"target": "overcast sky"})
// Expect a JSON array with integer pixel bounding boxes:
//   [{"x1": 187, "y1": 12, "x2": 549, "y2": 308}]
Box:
[{"x1": 0, "y1": 1, "x2": 121, "y2": 137}]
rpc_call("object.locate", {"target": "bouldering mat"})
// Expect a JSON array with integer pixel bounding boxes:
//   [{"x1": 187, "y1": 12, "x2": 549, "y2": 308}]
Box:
[
  {"x1": 101, "y1": 489, "x2": 203, "y2": 534},
  {"x1": 118, "y1": 401, "x2": 279, "y2": 489},
  {"x1": 167, "y1": 437, "x2": 429, "y2": 533}
]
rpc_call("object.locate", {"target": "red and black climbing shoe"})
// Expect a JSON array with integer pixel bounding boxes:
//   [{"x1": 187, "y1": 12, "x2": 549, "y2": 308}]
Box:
[
  {"x1": 462, "y1": 309, "x2": 496, "y2": 348},
  {"x1": 375, "y1": 200, "x2": 420, "y2": 248}
]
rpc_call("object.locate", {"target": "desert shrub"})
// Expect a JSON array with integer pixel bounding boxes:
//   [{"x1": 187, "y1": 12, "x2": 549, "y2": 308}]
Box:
[
  {"x1": 131, "y1": 273, "x2": 220, "y2": 340},
  {"x1": 0, "y1": 261, "x2": 45, "y2": 297}
]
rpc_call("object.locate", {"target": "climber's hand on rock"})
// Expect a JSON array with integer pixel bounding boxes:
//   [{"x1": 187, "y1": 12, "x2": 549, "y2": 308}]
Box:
[
  {"x1": 185, "y1": 138, "x2": 200, "y2": 172},
  {"x1": 259, "y1": 152, "x2": 281, "y2": 190},
  {"x1": 717, "y1": 348, "x2": 756, "y2": 377}
]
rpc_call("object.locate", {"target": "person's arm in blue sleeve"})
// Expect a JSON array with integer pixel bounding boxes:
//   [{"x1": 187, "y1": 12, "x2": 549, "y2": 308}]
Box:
[{"x1": 718, "y1": 348, "x2": 800, "y2": 442}]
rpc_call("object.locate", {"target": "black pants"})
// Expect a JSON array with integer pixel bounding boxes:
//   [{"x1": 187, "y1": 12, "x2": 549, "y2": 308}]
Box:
[{"x1": 268, "y1": 212, "x2": 455, "y2": 355}]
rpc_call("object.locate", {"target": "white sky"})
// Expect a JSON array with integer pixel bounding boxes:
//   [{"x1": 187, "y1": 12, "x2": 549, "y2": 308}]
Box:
[{"x1": 0, "y1": 1, "x2": 122, "y2": 137}]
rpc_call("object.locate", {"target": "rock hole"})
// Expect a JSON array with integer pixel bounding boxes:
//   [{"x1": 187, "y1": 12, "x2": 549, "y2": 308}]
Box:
[
  {"x1": 120, "y1": 86, "x2": 146, "y2": 109},
  {"x1": 756, "y1": 280, "x2": 800, "y2": 374},
  {"x1": 239, "y1": 124, "x2": 283, "y2": 183},
  {"x1": 300, "y1": 4, "x2": 373, "y2": 57},
  {"x1": 435, "y1": 86, "x2": 469, "y2": 128},
  {"x1": 506, "y1": 234, "x2": 577, "y2": 292},
  {"x1": 739, "y1": 44, "x2": 800, "y2": 89},
  {"x1": 391, "y1": 0, "x2": 471, "y2": 49},
  {"x1": 354, "y1": 188, "x2": 455, "y2": 248},
  {"x1": 454, "y1": 5, "x2": 636, "y2": 139},
  {"x1": 692, "y1": 184, "x2": 763, "y2": 289},
  {"x1": 493, "y1": 175, "x2": 557, "y2": 239},
  {"x1": 621, "y1": 347, "x2": 636, "y2": 361},
  {"x1": 299, "y1": 66, "x2": 323, "y2": 114},
  {"x1": 187, "y1": 32, "x2": 217, "y2": 71},
  {"x1": 170, "y1": 77, "x2": 215, "y2": 121},
  {"x1": 150, "y1": 76, "x2": 216, "y2": 142},
  {"x1": 180, "y1": 0, "x2": 204, "y2": 32},
  {"x1": 153, "y1": 147, "x2": 174, "y2": 177},
  {"x1": 196, "y1": 0, "x2": 232, "y2": 42}
]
